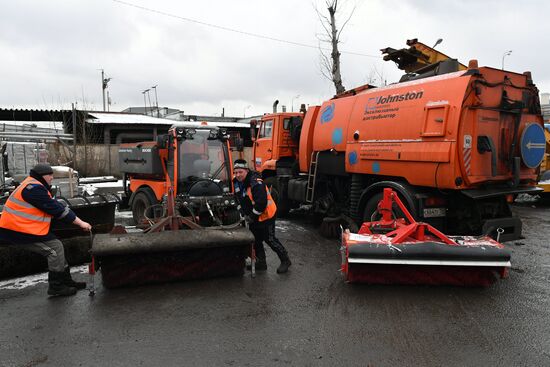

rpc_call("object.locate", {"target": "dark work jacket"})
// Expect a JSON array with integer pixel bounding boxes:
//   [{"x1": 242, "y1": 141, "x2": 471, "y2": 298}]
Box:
[
  {"x1": 233, "y1": 171, "x2": 268, "y2": 222},
  {"x1": 0, "y1": 171, "x2": 77, "y2": 244}
]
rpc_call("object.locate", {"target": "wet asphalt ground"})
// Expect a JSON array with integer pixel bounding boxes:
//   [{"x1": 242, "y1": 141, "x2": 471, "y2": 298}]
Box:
[{"x1": 1, "y1": 204, "x2": 549, "y2": 367}]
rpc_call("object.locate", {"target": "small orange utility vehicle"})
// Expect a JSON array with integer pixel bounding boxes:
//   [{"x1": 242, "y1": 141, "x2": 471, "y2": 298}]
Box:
[{"x1": 89, "y1": 124, "x2": 253, "y2": 289}]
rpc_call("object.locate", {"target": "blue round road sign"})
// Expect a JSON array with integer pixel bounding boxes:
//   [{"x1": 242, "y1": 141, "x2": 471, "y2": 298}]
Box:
[{"x1": 520, "y1": 123, "x2": 546, "y2": 168}]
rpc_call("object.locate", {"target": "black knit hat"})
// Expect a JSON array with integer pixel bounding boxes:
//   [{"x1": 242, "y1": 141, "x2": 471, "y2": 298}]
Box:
[
  {"x1": 31, "y1": 163, "x2": 54, "y2": 176},
  {"x1": 233, "y1": 159, "x2": 248, "y2": 170}
]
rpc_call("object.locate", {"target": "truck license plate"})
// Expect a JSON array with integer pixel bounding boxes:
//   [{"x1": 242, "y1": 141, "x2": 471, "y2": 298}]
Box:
[{"x1": 423, "y1": 207, "x2": 446, "y2": 218}]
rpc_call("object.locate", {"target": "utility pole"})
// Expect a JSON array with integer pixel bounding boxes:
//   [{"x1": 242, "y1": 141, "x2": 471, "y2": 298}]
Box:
[
  {"x1": 151, "y1": 85, "x2": 159, "y2": 117},
  {"x1": 502, "y1": 50, "x2": 512, "y2": 70},
  {"x1": 72, "y1": 103, "x2": 77, "y2": 170},
  {"x1": 146, "y1": 90, "x2": 153, "y2": 116},
  {"x1": 101, "y1": 69, "x2": 112, "y2": 112},
  {"x1": 291, "y1": 94, "x2": 300, "y2": 112},
  {"x1": 142, "y1": 89, "x2": 149, "y2": 115},
  {"x1": 83, "y1": 111, "x2": 88, "y2": 176},
  {"x1": 101, "y1": 69, "x2": 105, "y2": 111}
]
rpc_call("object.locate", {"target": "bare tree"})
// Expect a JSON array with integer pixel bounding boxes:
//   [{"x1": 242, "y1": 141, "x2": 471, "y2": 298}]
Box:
[{"x1": 316, "y1": 0, "x2": 355, "y2": 95}]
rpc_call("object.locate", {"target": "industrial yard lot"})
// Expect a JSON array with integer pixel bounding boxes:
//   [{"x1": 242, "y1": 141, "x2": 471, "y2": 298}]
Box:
[
  {"x1": 1, "y1": 203, "x2": 549, "y2": 367},
  {"x1": 2, "y1": 1, "x2": 550, "y2": 366}
]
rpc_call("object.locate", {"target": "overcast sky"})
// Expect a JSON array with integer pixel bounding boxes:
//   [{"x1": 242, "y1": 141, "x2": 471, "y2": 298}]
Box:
[{"x1": 1, "y1": 0, "x2": 549, "y2": 117}]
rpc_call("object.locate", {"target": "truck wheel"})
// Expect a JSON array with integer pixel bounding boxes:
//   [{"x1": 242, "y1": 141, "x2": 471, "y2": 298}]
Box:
[
  {"x1": 131, "y1": 189, "x2": 158, "y2": 225},
  {"x1": 362, "y1": 191, "x2": 413, "y2": 223},
  {"x1": 265, "y1": 177, "x2": 290, "y2": 218}
]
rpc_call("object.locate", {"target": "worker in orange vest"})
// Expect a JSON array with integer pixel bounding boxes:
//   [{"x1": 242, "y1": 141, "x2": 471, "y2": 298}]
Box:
[
  {"x1": 233, "y1": 159, "x2": 291, "y2": 273},
  {"x1": 0, "y1": 163, "x2": 92, "y2": 297}
]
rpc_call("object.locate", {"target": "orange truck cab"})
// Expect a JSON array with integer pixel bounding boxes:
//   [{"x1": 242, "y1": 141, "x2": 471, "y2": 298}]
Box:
[
  {"x1": 252, "y1": 61, "x2": 545, "y2": 241},
  {"x1": 119, "y1": 124, "x2": 240, "y2": 226},
  {"x1": 252, "y1": 112, "x2": 301, "y2": 172}
]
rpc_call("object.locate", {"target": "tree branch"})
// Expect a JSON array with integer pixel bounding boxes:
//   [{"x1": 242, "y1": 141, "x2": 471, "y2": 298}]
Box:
[{"x1": 337, "y1": 5, "x2": 355, "y2": 41}]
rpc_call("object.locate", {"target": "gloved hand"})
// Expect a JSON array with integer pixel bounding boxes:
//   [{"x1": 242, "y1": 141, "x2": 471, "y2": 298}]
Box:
[{"x1": 244, "y1": 214, "x2": 259, "y2": 224}]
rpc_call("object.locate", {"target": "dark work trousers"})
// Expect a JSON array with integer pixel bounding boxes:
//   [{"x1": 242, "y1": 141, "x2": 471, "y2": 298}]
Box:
[
  {"x1": 249, "y1": 218, "x2": 288, "y2": 262},
  {"x1": 18, "y1": 238, "x2": 68, "y2": 272}
]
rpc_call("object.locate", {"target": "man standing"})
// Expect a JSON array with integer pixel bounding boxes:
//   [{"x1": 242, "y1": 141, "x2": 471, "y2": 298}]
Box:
[
  {"x1": 0, "y1": 163, "x2": 92, "y2": 297},
  {"x1": 232, "y1": 159, "x2": 291, "y2": 273}
]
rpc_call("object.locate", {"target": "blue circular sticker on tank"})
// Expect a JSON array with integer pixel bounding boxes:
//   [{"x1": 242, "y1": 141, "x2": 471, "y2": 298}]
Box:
[
  {"x1": 332, "y1": 128, "x2": 343, "y2": 145},
  {"x1": 520, "y1": 123, "x2": 546, "y2": 168},
  {"x1": 372, "y1": 162, "x2": 381, "y2": 173},
  {"x1": 348, "y1": 151, "x2": 358, "y2": 165},
  {"x1": 320, "y1": 103, "x2": 335, "y2": 124}
]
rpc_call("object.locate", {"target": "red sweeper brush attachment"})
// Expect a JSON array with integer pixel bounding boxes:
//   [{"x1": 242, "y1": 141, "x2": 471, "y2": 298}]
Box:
[
  {"x1": 90, "y1": 188, "x2": 254, "y2": 289},
  {"x1": 341, "y1": 188, "x2": 511, "y2": 286}
]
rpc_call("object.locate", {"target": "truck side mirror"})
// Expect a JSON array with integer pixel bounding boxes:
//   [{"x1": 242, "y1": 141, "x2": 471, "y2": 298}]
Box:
[{"x1": 250, "y1": 120, "x2": 258, "y2": 142}]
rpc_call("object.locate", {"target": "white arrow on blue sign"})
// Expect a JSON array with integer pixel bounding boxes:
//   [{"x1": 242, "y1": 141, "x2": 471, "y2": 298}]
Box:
[{"x1": 520, "y1": 123, "x2": 546, "y2": 168}]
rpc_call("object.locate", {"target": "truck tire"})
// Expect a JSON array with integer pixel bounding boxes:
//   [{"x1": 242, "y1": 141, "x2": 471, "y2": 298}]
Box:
[
  {"x1": 265, "y1": 177, "x2": 290, "y2": 218},
  {"x1": 362, "y1": 191, "x2": 414, "y2": 223},
  {"x1": 131, "y1": 189, "x2": 158, "y2": 225}
]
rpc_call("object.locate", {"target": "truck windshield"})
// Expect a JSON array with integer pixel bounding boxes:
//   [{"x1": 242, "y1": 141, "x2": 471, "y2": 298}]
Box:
[{"x1": 178, "y1": 130, "x2": 229, "y2": 184}]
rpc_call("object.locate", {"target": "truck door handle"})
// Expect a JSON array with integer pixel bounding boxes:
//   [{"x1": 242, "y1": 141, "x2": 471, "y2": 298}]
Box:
[{"x1": 267, "y1": 149, "x2": 272, "y2": 152}]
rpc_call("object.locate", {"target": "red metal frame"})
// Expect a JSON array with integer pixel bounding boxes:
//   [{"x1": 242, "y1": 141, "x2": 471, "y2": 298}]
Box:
[
  {"x1": 88, "y1": 187, "x2": 201, "y2": 296},
  {"x1": 142, "y1": 187, "x2": 202, "y2": 233},
  {"x1": 359, "y1": 188, "x2": 458, "y2": 245}
]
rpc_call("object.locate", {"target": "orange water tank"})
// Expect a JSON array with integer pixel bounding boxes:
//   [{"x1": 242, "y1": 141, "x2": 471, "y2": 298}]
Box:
[{"x1": 304, "y1": 67, "x2": 544, "y2": 189}]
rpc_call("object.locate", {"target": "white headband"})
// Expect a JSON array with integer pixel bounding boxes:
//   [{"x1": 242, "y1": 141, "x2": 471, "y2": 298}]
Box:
[{"x1": 234, "y1": 162, "x2": 248, "y2": 169}]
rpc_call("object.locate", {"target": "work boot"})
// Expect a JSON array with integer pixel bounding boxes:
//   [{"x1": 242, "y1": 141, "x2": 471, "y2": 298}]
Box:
[
  {"x1": 63, "y1": 267, "x2": 86, "y2": 290},
  {"x1": 276, "y1": 255, "x2": 292, "y2": 274},
  {"x1": 48, "y1": 272, "x2": 77, "y2": 297},
  {"x1": 246, "y1": 257, "x2": 267, "y2": 271}
]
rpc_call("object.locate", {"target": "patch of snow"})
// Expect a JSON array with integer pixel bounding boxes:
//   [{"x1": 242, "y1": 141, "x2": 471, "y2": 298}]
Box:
[{"x1": 0, "y1": 265, "x2": 88, "y2": 290}]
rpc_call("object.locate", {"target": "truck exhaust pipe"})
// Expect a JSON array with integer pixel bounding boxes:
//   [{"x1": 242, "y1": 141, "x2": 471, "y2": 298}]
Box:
[{"x1": 273, "y1": 100, "x2": 279, "y2": 113}]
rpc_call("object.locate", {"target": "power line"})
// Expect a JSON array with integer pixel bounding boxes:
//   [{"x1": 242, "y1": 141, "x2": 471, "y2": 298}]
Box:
[{"x1": 112, "y1": 0, "x2": 380, "y2": 58}]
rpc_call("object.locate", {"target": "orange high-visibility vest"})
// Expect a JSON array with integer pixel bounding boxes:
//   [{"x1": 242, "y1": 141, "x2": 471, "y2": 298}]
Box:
[
  {"x1": 246, "y1": 180, "x2": 277, "y2": 222},
  {"x1": 0, "y1": 177, "x2": 53, "y2": 235}
]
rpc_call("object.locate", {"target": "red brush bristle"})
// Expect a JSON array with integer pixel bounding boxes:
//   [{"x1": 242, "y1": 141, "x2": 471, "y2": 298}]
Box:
[
  {"x1": 346, "y1": 264, "x2": 500, "y2": 287},
  {"x1": 99, "y1": 246, "x2": 248, "y2": 288}
]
